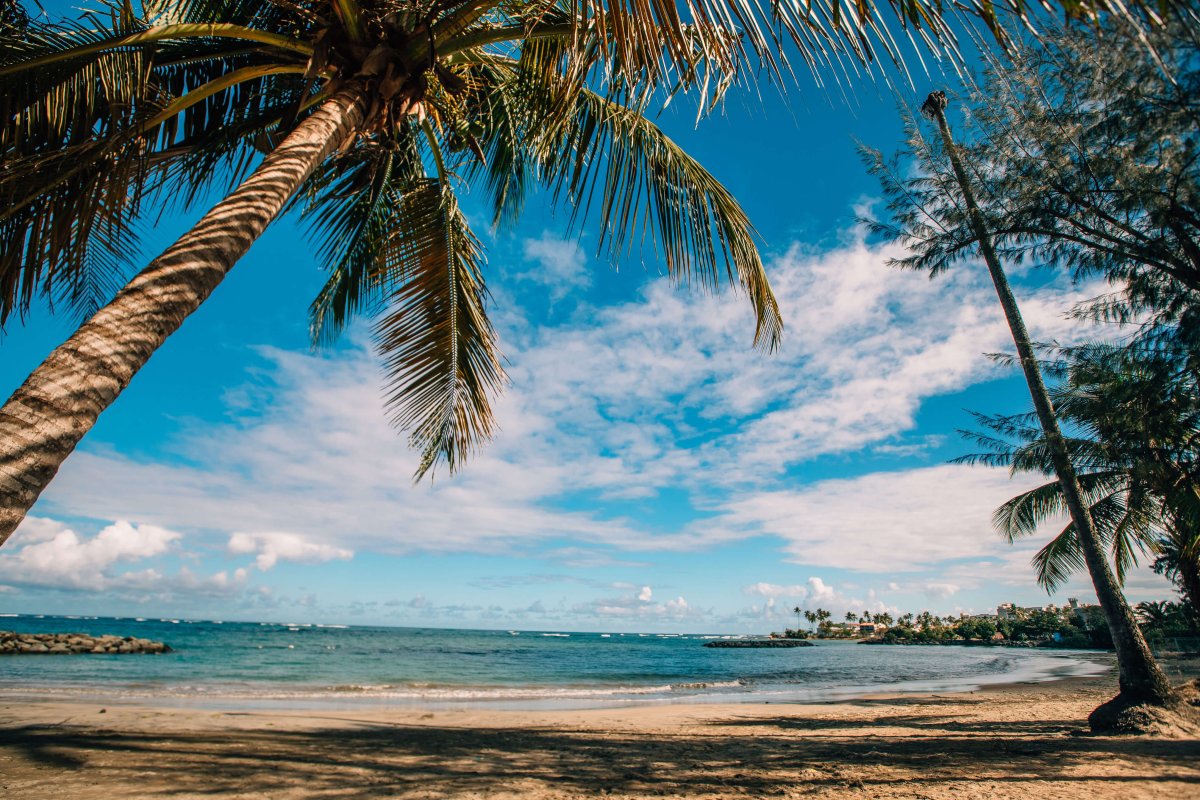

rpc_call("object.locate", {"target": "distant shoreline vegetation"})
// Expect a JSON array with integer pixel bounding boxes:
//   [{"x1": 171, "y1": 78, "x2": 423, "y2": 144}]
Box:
[{"x1": 775, "y1": 600, "x2": 1200, "y2": 651}]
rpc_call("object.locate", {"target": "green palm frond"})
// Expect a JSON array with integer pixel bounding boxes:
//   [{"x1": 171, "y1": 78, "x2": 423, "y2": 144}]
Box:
[
  {"x1": 534, "y1": 84, "x2": 782, "y2": 349},
  {"x1": 1030, "y1": 490, "x2": 1161, "y2": 591},
  {"x1": 1031, "y1": 522, "x2": 1086, "y2": 592},
  {"x1": 993, "y1": 470, "x2": 1131, "y2": 541},
  {"x1": 372, "y1": 180, "x2": 507, "y2": 478},
  {"x1": 994, "y1": 479, "x2": 1070, "y2": 541},
  {"x1": 305, "y1": 124, "x2": 426, "y2": 343}
]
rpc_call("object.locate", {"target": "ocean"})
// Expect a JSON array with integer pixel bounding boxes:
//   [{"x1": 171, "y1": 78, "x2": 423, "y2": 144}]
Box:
[{"x1": 0, "y1": 614, "x2": 1110, "y2": 709}]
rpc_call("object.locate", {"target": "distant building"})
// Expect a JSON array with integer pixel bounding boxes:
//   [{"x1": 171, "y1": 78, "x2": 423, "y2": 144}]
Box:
[
  {"x1": 998, "y1": 602, "x2": 1069, "y2": 620},
  {"x1": 1067, "y1": 597, "x2": 1100, "y2": 627}
]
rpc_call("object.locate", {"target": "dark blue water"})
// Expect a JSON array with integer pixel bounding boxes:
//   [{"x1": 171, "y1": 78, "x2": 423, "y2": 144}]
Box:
[{"x1": 0, "y1": 615, "x2": 1108, "y2": 709}]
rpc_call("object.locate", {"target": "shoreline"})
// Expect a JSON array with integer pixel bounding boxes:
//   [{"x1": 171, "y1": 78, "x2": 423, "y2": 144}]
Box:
[
  {"x1": 0, "y1": 648, "x2": 1115, "y2": 713},
  {"x1": 2, "y1": 666, "x2": 1197, "y2": 799}
]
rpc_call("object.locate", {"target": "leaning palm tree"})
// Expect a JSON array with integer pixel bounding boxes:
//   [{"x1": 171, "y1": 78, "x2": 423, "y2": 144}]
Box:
[
  {"x1": 868, "y1": 90, "x2": 1178, "y2": 729},
  {"x1": 0, "y1": 0, "x2": 1189, "y2": 547},
  {"x1": 960, "y1": 342, "x2": 1200, "y2": 616},
  {"x1": 0, "y1": 0, "x2": 816, "y2": 545}
]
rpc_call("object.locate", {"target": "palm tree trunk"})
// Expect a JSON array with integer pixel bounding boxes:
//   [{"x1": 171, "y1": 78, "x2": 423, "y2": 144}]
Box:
[
  {"x1": 922, "y1": 92, "x2": 1175, "y2": 717},
  {"x1": 0, "y1": 85, "x2": 367, "y2": 546}
]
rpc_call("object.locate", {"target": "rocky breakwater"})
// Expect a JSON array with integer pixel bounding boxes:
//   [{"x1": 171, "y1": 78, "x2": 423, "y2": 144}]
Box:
[{"x1": 1, "y1": 631, "x2": 172, "y2": 655}]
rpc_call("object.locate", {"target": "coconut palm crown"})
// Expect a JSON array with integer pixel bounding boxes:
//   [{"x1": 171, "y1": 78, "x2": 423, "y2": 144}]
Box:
[
  {"x1": 4, "y1": 0, "x2": 1188, "y2": 482},
  {"x1": 2, "y1": 0, "x2": 806, "y2": 477}
]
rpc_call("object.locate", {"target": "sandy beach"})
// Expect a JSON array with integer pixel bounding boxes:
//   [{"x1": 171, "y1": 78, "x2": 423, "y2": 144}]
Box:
[{"x1": 3, "y1": 662, "x2": 1199, "y2": 800}]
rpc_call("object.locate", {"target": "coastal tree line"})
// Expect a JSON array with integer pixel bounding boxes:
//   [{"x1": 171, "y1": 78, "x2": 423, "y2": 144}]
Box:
[
  {"x1": 787, "y1": 601, "x2": 1196, "y2": 650},
  {"x1": 1, "y1": 0, "x2": 1198, "y2": 733}
]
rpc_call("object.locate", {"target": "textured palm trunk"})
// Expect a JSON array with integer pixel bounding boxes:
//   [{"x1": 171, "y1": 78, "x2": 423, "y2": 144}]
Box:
[
  {"x1": 0, "y1": 85, "x2": 366, "y2": 546},
  {"x1": 924, "y1": 94, "x2": 1176, "y2": 718}
]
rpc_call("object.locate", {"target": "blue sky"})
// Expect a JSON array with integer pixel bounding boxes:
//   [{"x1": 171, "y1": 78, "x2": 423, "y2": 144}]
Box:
[{"x1": 0, "y1": 4, "x2": 1181, "y2": 631}]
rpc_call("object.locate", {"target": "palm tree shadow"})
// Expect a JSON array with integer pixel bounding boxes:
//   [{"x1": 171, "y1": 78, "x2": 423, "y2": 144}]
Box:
[{"x1": 2, "y1": 708, "x2": 1199, "y2": 798}]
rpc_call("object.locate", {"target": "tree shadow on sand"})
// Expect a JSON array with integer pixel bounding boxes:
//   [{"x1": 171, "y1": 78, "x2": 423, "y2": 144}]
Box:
[{"x1": 2, "y1": 706, "x2": 1199, "y2": 798}]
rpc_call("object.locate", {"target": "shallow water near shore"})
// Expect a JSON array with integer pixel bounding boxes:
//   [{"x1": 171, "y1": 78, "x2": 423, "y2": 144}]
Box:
[{"x1": 0, "y1": 614, "x2": 1109, "y2": 710}]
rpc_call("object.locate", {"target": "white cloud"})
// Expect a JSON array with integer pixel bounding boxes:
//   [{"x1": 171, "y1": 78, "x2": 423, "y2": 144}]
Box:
[
  {"x1": 0, "y1": 517, "x2": 179, "y2": 591},
  {"x1": 694, "y1": 463, "x2": 1049, "y2": 573},
  {"x1": 228, "y1": 531, "x2": 354, "y2": 571},
  {"x1": 572, "y1": 584, "x2": 699, "y2": 620},
  {"x1": 743, "y1": 582, "x2": 809, "y2": 599},
  {"x1": 27, "y1": 225, "x2": 1110, "y2": 603},
  {"x1": 520, "y1": 232, "x2": 590, "y2": 301},
  {"x1": 0, "y1": 516, "x2": 246, "y2": 600},
  {"x1": 732, "y1": 577, "x2": 892, "y2": 622},
  {"x1": 923, "y1": 582, "x2": 961, "y2": 600}
]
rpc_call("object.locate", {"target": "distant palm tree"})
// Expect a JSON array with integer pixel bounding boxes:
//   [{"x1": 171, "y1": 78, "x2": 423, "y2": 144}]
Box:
[
  {"x1": 845, "y1": 611, "x2": 858, "y2": 623},
  {"x1": 1135, "y1": 601, "x2": 1173, "y2": 629}
]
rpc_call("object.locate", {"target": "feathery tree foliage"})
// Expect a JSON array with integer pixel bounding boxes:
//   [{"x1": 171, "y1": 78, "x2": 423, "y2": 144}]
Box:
[
  {"x1": 960, "y1": 342, "x2": 1200, "y2": 615},
  {"x1": 867, "y1": 12, "x2": 1200, "y2": 344}
]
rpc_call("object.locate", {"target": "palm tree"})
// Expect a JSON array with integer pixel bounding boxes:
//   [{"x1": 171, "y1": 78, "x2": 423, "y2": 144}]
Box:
[
  {"x1": 1, "y1": 0, "x2": 1190, "y2": 545},
  {"x1": 1135, "y1": 601, "x2": 1173, "y2": 630},
  {"x1": 845, "y1": 611, "x2": 858, "y2": 623},
  {"x1": 915, "y1": 91, "x2": 1175, "y2": 727},
  {"x1": 0, "y1": 0, "x2": 821, "y2": 545},
  {"x1": 803, "y1": 609, "x2": 817, "y2": 632},
  {"x1": 961, "y1": 342, "x2": 1200, "y2": 616}
]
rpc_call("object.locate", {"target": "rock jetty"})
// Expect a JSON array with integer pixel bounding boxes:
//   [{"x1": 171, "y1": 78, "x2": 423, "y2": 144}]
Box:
[
  {"x1": 703, "y1": 639, "x2": 814, "y2": 648},
  {"x1": 0, "y1": 631, "x2": 172, "y2": 655}
]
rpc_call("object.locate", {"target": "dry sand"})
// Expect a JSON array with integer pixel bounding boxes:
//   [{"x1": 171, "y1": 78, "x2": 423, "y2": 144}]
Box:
[{"x1": 2, "y1": 663, "x2": 1199, "y2": 799}]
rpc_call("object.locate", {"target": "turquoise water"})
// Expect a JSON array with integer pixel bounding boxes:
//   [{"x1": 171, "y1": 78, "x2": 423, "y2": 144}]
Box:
[{"x1": 0, "y1": 614, "x2": 1109, "y2": 709}]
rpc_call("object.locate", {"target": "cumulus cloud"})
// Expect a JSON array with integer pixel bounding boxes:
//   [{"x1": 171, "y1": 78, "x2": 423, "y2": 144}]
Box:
[
  {"x1": 730, "y1": 577, "x2": 892, "y2": 623},
  {"x1": 227, "y1": 531, "x2": 354, "y2": 570},
  {"x1": 572, "y1": 584, "x2": 698, "y2": 620},
  {"x1": 0, "y1": 517, "x2": 179, "y2": 591},
  {"x1": 0, "y1": 516, "x2": 247, "y2": 600}
]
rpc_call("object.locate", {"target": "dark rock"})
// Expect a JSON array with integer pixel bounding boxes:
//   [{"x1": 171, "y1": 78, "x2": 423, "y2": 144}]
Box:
[{"x1": 0, "y1": 631, "x2": 171, "y2": 655}]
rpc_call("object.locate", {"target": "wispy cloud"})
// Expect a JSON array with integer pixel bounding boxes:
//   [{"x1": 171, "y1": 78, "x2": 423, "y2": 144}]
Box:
[
  {"x1": 519, "y1": 232, "x2": 590, "y2": 301},
  {"x1": 12, "y1": 225, "x2": 1137, "y2": 622}
]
